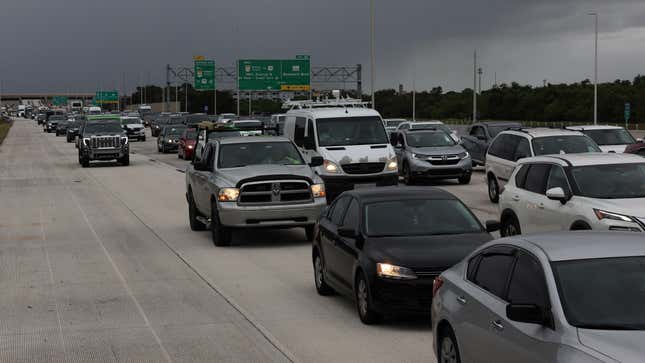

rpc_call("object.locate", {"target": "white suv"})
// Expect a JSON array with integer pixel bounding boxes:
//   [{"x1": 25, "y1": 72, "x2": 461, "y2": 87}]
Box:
[
  {"x1": 485, "y1": 128, "x2": 601, "y2": 202},
  {"x1": 499, "y1": 153, "x2": 645, "y2": 236},
  {"x1": 566, "y1": 125, "x2": 639, "y2": 153}
]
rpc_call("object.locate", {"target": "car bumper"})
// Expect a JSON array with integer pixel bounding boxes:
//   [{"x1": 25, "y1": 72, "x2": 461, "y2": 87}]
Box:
[
  {"x1": 163, "y1": 142, "x2": 179, "y2": 151},
  {"x1": 84, "y1": 147, "x2": 128, "y2": 160},
  {"x1": 409, "y1": 157, "x2": 472, "y2": 179},
  {"x1": 182, "y1": 147, "x2": 194, "y2": 159},
  {"x1": 371, "y1": 276, "x2": 435, "y2": 314},
  {"x1": 320, "y1": 173, "x2": 399, "y2": 199},
  {"x1": 218, "y1": 198, "x2": 326, "y2": 227}
]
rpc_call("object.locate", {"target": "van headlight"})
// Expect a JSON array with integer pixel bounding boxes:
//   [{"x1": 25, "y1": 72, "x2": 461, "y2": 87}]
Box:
[
  {"x1": 218, "y1": 188, "x2": 240, "y2": 202},
  {"x1": 386, "y1": 157, "x2": 398, "y2": 171},
  {"x1": 323, "y1": 160, "x2": 340, "y2": 174},
  {"x1": 376, "y1": 263, "x2": 417, "y2": 280},
  {"x1": 311, "y1": 184, "x2": 326, "y2": 198}
]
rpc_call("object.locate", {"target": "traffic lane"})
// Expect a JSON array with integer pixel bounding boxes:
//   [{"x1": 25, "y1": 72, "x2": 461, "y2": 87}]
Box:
[
  {"x1": 0, "y1": 119, "x2": 290, "y2": 362},
  {"x1": 49, "y1": 135, "x2": 441, "y2": 362}
]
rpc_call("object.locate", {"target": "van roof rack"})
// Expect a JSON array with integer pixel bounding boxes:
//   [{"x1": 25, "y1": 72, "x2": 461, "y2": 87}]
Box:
[{"x1": 282, "y1": 98, "x2": 370, "y2": 110}]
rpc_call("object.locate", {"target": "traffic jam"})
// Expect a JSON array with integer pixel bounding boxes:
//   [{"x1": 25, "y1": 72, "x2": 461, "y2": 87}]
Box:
[{"x1": 20, "y1": 94, "x2": 645, "y2": 362}]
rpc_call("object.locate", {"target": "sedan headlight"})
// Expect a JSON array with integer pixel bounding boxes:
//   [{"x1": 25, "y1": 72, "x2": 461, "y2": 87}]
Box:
[
  {"x1": 323, "y1": 160, "x2": 340, "y2": 174},
  {"x1": 376, "y1": 263, "x2": 417, "y2": 280},
  {"x1": 593, "y1": 209, "x2": 635, "y2": 223},
  {"x1": 386, "y1": 158, "x2": 398, "y2": 171},
  {"x1": 311, "y1": 184, "x2": 326, "y2": 198},
  {"x1": 218, "y1": 188, "x2": 240, "y2": 202}
]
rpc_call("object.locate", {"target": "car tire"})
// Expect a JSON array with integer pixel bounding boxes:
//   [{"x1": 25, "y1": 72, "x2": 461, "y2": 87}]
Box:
[
  {"x1": 501, "y1": 213, "x2": 521, "y2": 237},
  {"x1": 458, "y1": 174, "x2": 471, "y2": 185},
  {"x1": 210, "y1": 200, "x2": 232, "y2": 247},
  {"x1": 571, "y1": 221, "x2": 592, "y2": 231},
  {"x1": 402, "y1": 163, "x2": 415, "y2": 185},
  {"x1": 55, "y1": 130, "x2": 59, "y2": 136},
  {"x1": 81, "y1": 156, "x2": 90, "y2": 168},
  {"x1": 355, "y1": 271, "x2": 381, "y2": 325},
  {"x1": 187, "y1": 191, "x2": 206, "y2": 231},
  {"x1": 141, "y1": 136, "x2": 146, "y2": 142},
  {"x1": 119, "y1": 153, "x2": 130, "y2": 166},
  {"x1": 438, "y1": 325, "x2": 461, "y2": 363},
  {"x1": 313, "y1": 249, "x2": 335, "y2": 296},
  {"x1": 488, "y1": 175, "x2": 500, "y2": 203},
  {"x1": 305, "y1": 225, "x2": 316, "y2": 242}
]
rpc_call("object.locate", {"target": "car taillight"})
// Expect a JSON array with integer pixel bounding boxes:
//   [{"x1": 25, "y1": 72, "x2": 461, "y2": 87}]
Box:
[{"x1": 432, "y1": 276, "x2": 444, "y2": 298}]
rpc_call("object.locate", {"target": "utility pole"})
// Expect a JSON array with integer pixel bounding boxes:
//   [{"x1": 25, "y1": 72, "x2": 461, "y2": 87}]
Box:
[
  {"x1": 175, "y1": 84, "x2": 178, "y2": 113},
  {"x1": 185, "y1": 83, "x2": 188, "y2": 113},
  {"x1": 589, "y1": 12, "x2": 599, "y2": 125},
  {"x1": 473, "y1": 51, "x2": 477, "y2": 123},
  {"x1": 478, "y1": 67, "x2": 483, "y2": 94},
  {"x1": 248, "y1": 92, "x2": 252, "y2": 116},
  {"x1": 494, "y1": 72, "x2": 497, "y2": 88},
  {"x1": 370, "y1": 0, "x2": 375, "y2": 109},
  {"x1": 236, "y1": 61, "x2": 240, "y2": 116}
]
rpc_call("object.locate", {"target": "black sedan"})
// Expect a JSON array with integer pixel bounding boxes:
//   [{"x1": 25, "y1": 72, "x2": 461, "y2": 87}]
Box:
[
  {"x1": 312, "y1": 186, "x2": 499, "y2": 324},
  {"x1": 157, "y1": 125, "x2": 186, "y2": 153}
]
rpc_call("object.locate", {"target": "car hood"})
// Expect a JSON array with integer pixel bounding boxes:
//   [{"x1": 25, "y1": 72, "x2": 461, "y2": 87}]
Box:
[
  {"x1": 408, "y1": 145, "x2": 465, "y2": 156},
  {"x1": 588, "y1": 198, "x2": 645, "y2": 219},
  {"x1": 124, "y1": 124, "x2": 144, "y2": 129},
  {"x1": 319, "y1": 144, "x2": 394, "y2": 164},
  {"x1": 599, "y1": 145, "x2": 629, "y2": 153},
  {"x1": 217, "y1": 164, "x2": 319, "y2": 186},
  {"x1": 578, "y1": 329, "x2": 645, "y2": 361},
  {"x1": 366, "y1": 232, "x2": 492, "y2": 269}
]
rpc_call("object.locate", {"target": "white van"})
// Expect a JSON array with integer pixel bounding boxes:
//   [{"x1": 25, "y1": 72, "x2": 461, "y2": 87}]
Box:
[
  {"x1": 88, "y1": 106, "x2": 102, "y2": 115},
  {"x1": 283, "y1": 98, "x2": 398, "y2": 200}
]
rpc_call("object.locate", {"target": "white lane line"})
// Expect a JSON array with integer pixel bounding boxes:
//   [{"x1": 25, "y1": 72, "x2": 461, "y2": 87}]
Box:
[
  {"x1": 40, "y1": 134, "x2": 174, "y2": 363},
  {"x1": 39, "y1": 208, "x2": 67, "y2": 357}
]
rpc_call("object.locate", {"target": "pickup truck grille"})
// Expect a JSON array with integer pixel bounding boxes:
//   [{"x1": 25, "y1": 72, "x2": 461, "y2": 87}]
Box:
[
  {"x1": 239, "y1": 180, "x2": 312, "y2": 205},
  {"x1": 341, "y1": 162, "x2": 385, "y2": 175},
  {"x1": 91, "y1": 136, "x2": 120, "y2": 149}
]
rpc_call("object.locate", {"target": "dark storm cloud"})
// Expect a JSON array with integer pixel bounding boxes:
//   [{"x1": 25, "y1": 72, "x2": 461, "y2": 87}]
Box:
[{"x1": 1, "y1": 0, "x2": 644, "y2": 93}]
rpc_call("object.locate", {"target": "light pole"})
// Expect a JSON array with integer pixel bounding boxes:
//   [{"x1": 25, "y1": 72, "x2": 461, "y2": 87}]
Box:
[
  {"x1": 477, "y1": 67, "x2": 483, "y2": 94},
  {"x1": 473, "y1": 50, "x2": 477, "y2": 123},
  {"x1": 589, "y1": 12, "x2": 598, "y2": 125},
  {"x1": 370, "y1": 0, "x2": 375, "y2": 108}
]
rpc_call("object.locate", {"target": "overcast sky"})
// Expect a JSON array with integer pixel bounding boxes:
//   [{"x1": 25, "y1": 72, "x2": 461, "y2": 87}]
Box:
[{"x1": 2, "y1": 0, "x2": 645, "y2": 94}]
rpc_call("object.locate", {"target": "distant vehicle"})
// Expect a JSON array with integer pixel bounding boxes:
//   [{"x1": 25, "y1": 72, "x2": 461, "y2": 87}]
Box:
[
  {"x1": 151, "y1": 114, "x2": 183, "y2": 137},
  {"x1": 55, "y1": 119, "x2": 72, "y2": 136},
  {"x1": 36, "y1": 112, "x2": 47, "y2": 125},
  {"x1": 432, "y1": 232, "x2": 645, "y2": 363},
  {"x1": 485, "y1": 128, "x2": 601, "y2": 203},
  {"x1": 269, "y1": 114, "x2": 287, "y2": 135},
  {"x1": 566, "y1": 125, "x2": 637, "y2": 153},
  {"x1": 282, "y1": 98, "x2": 398, "y2": 201},
  {"x1": 396, "y1": 120, "x2": 458, "y2": 142},
  {"x1": 78, "y1": 116, "x2": 129, "y2": 167},
  {"x1": 390, "y1": 129, "x2": 472, "y2": 185},
  {"x1": 460, "y1": 121, "x2": 522, "y2": 166},
  {"x1": 183, "y1": 113, "x2": 209, "y2": 127},
  {"x1": 192, "y1": 122, "x2": 243, "y2": 163},
  {"x1": 120, "y1": 116, "x2": 146, "y2": 141},
  {"x1": 499, "y1": 153, "x2": 645, "y2": 236},
  {"x1": 217, "y1": 113, "x2": 238, "y2": 123},
  {"x1": 87, "y1": 106, "x2": 102, "y2": 115},
  {"x1": 185, "y1": 136, "x2": 326, "y2": 246},
  {"x1": 314, "y1": 187, "x2": 498, "y2": 324},
  {"x1": 66, "y1": 119, "x2": 84, "y2": 143},
  {"x1": 231, "y1": 120, "x2": 264, "y2": 136},
  {"x1": 178, "y1": 127, "x2": 198, "y2": 160},
  {"x1": 157, "y1": 125, "x2": 186, "y2": 153},
  {"x1": 383, "y1": 118, "x2": 407, "y2": 134},
  {"x1": 44, "y1": 115, "x2": 66, "y2": 133},
  {"x1": 138, "y1": 104, "x2": 152, "y2": 117},
  {"x1": 70, "y1": 100, "x2": 83, "y2": 112},
  {"x1": 17, "y1": 105, "x2": 27, "y2": 118}
]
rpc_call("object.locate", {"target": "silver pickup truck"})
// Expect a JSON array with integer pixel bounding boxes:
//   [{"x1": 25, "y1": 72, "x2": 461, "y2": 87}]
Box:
[{"x1": 185, "y1": 136, "x2": 327, "y2": 246}]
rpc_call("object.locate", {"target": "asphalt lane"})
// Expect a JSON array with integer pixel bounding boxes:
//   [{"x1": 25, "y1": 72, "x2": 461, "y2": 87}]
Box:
[{"x1": 1, "y1": 121, "x2": 499, "y2": 363}]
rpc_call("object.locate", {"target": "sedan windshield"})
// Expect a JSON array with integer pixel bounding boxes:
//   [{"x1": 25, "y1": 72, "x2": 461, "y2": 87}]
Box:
[
  {"x1": 84, "y1": 121, "x2": 123, "y2": 134},
  {"x1": 532, "y1": 136, "x2": 601, "y2": 155},
  {"x1": 317, "y1": 116, "x2": 388, "y2": 147},
  {"x1": 166, "y1": 127, "x2": 185, "y2": 136},
  {"x1": 552, "y1": 256, "x2": 645, "y2": 330},
  {"x1": 365, "y1": 199, "x2": 483, "y2": 237},
  {"x1": 407, "y1": 132, "x2": 455, "y2": 147},
  {"x1": 582, "y1": 129, "x2": 636, "y2": 146},
  {"x1": 219, "y1": 142, "x2": 304, "y2": 168},
  {"x1": 571, "y1": 163, "x2": 645, "y2": 199}
]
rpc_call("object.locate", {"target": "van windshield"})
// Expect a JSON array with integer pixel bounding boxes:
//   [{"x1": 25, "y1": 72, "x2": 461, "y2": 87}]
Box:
[{"x1": 316, "y1": 116, "x2": 388, "y2": 147}]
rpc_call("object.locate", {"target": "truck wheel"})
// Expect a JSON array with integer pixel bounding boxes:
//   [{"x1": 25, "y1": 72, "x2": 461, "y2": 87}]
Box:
[
  {"x1": 119, "y1": 153, "x2": 130, "y2": 166},
  {"x1": 210, "y1": 201, "x2": 231, "y2": 247},
  {"x1": 141, "y1": 136, "x2": 146, "y2": 142},
  {"x1": 305, "y1": 225, "x2": 316, "y2": 242},
  {"x1": 188, "y1": 192, "x2": 206, "y2": 231},
  {"x1": 81, "y1": 156, "x2": 90, "y2": 168}
]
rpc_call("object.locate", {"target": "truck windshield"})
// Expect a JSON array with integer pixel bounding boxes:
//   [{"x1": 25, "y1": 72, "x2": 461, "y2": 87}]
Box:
[
  {"x1": 316, "y1": 116, "x2": 388, "y2": 147},
  {"x1": 219, "y1": 142, "x2": 304, "y2": 168},
  {"x1": 84, "y1": 122, "x2": 123, "y2": 134}
]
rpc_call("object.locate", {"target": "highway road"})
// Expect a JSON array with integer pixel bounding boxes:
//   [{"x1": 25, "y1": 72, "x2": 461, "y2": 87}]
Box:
[{"x1": 0, "y1": 119, "x2": 498, "y2": 362}]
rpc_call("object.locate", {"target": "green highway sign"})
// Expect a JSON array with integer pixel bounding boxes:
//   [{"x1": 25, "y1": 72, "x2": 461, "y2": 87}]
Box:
[
  {"x1": 194, "y1": 59, "x2": 215, "y2": 91},
  {"x1": 95, "y1": 91, "x2": 119, "y2": 104},
  {"x1": 52, "y1": 96, "x2": 68, "y2": 106},
  {"x1": 238, "y1": 58, "x2": 310, "y2": 91}
]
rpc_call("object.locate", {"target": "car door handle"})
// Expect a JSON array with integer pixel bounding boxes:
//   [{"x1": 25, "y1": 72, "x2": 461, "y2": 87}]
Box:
[
  {"x1": 538, "y1": 203, "x2": 545, "y2": 209},
  {"x1": 456, "y1": 296, "x2": 467, "y2": 305},
  {"x1": 511, "y1": 195, "x2": 520, "y2": 201},
  {"x1": 490, "y1": 320, "x2": 504, "y2": 331}
]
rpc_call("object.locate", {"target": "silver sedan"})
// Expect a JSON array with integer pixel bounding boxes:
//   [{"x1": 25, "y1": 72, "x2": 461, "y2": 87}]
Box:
[{"x1": 431, "y1": 232, "x2": 645, "y2": 363}]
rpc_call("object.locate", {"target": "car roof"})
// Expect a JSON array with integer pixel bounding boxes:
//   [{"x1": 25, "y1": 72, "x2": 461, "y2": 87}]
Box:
[
  {"x1": 514, "y1": 232, "x2": 645, "y2": 261},
  {"x1": 566, "y1": 125, "x2": 624, "y2": 131},
  {"x1": 217, "y1": 136, "x2": 291, "y2": 145},
  {"x1": 401, "y1": 128, "x2": 446, "y2": 135},
  {"x1": 517, "y1": 152, "x2": 645, "y2": 167},
  {"x1": 340, "y1": 186, "x2": 457, "y2": 203},
  {"x1": 503, "y1": 128, "x2": 584, "y2": 138},
  {"x1": 286, "y1": 107, "x2": 380, "y2": 119},
  {"x1": 479, "y1": 121, "x2": 522, "y2": 126}
]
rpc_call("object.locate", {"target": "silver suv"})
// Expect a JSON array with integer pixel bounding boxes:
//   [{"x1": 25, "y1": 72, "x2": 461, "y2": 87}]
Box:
[
  {"x1": 485, "y1": 128, "x2": 600, "y2": 203},
  {"x1": 185, "y1": 136, "x2": 326, "y2": 246}
]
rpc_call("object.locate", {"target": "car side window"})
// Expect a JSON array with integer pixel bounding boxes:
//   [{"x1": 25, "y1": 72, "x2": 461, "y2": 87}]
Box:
[
  {"x1": 293, "y1": 117, "x2": 307, "y2": 147},
  {"x1": 473, "y1": 251, "x2": 515, "y2": 299},
  {"x1": 514, "y1": 164, "x2": 530, "y2": 188},
  {"x1": 524, "y1": 164, "x2": 551, "y2": 194},
  {"x1": 546, "y1": 165, "x2": 569, "y2": 192},
  {"x1": 471, "y1": 126, "x2": 485, "y2": 138},
  {"x1": 342, "y1": 199, "x2": 360, "y2": 230},
  {"x1": 507, "y1": 252, "x2": 549, "y2": 307},
  {"x1": 513, "y1": 138, "x2": 531, "y2": 161},
  {"x1": 501, "y1": 135, "x2": 521, "y2": 161},
  {"x1": 488, "y1": 135, "x2": 506, "y2": 157},
  {"x1": 330, "y1": 197, "x2": 350, "y2": 225}
]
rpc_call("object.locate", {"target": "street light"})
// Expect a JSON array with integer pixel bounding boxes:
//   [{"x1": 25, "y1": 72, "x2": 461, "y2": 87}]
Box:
[
  {"x1": 589, "y1": 12, "x2": 598, "y2": 125},
  {"x1": 370, "y1": 0, "x2": 375, "y2": 109}
]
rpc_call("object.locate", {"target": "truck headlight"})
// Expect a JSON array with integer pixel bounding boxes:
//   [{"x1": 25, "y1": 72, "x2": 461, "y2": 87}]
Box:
[
  {"x1": 82, "y1": 138, "x2": 90, "y2": 146},
  {"x1": 218, "y1": 188, "x2": 240, "y2": 202},
  {"x1": 311, "y1": 184, "x2": 326, "y2": 198},
  {"x1": 323, "y1": 160, "x2": 340, "y2": 174},
  {"x1": 593, "y1": 209, "x2": 635, "y2": 223},
  {"x1": 376, "y1": 263, "x2": 417, "y2": 280},
  {"x1": 121, "y1": 137, "x2": 128, "y2": 145},
  {"x1": 386, "y1": 158, "x2": 398, "y2": 171}
]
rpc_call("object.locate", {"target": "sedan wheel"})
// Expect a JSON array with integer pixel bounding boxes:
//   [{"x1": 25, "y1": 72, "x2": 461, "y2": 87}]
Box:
[
  {"x1": 355, "y1": 273, "x2": 380, "y2": 324},
  {"x1": 501, "y1": 216, "x2": 521, "y2": 237},
  {"x1": 488, "y1": 176, "x2": 499, "y2": 203},
  {"x1": 313, "y1": 252, "x2": 334, "y2": 296},
  {"x1": 439, "y1": 332, "x2": 461, "y2": 363}
]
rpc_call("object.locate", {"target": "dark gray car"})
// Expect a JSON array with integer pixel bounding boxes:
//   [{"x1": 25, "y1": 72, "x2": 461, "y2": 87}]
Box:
[{"x1": 460, "y1": 122, "x2": 522, "y2": 165}]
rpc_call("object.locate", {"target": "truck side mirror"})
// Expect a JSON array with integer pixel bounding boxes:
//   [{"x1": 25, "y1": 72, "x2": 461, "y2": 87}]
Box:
[{"x1": 309, "y1": 156, "x2": 324, "y2": 167}]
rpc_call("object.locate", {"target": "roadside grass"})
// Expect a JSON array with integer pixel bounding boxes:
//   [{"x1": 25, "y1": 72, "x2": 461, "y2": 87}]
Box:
[{"x1": 0, "y1": 120, "x2": 13, "y2": 146}]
